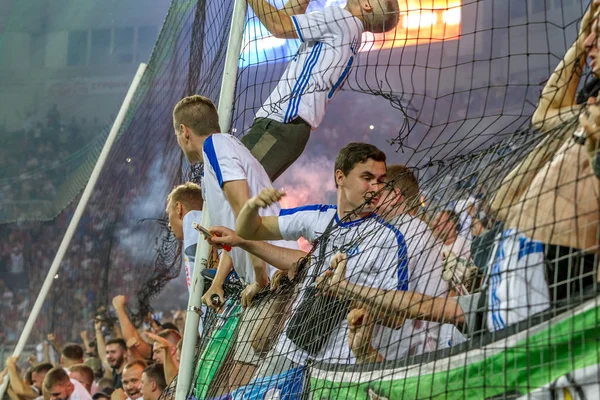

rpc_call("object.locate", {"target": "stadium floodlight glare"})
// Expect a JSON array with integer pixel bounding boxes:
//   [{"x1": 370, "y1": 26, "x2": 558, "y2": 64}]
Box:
[
  {"x1": 403, "y1": 11, "x2": 438, "y2": 29},
  {"x1": 443, "y1": 8, "x2": 461, "y2": 25}
]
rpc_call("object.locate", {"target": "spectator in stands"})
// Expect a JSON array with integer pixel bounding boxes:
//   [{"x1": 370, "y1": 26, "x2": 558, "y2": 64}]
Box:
[
  {"x1": 165, "y1": 182, "x2": 208, "y2": 294},
  {"x1": 68, "y1": 365, "x2": 94, "y2": 394},
  {"x1": 4, "y1": 356, "x2": 38, "y2": 400},
  {"x1": 43, "y1": 367, "x2": 92, "y2": 400},
  {"x1": 487, "y1": 0, "x2": 600, "y2": 327},
  {"x1": 83, "y1": 358, "x2": 103, "y2": 395},
  {"x1": 369, "y1": 164, "x2": 462, "y2": 354},
  {"x1": 119, "y1": 361, "x2": 146, "y2": 400},
  {"x1": 234, "y1": 143, "x2": 409, "y2": 394},
  {"x1": 149, "y1": 330, "x2": 180, "y2": 367},
  {"x1": 172, "y1": 94, "x2": 299, "y2": 389},
  {"x1": 103, "y1": 339, "x2": 127, "y2": 389},
  {"x1": 328, "y1": 74, "x2": 600, "y2": 346},
  {"x1": 61, "y1": 344, "x2": 84, "y2": 369},
  {"x1": 243, "y1": 0, "x2": 399, "y2": 181},
  {"x1": 140, "y1": 364, "x2": 166, "y2": 400},
  {"x1": 430, "y1": 210, "x2": 478, "y2": 294},
  {"x1": 32, "y1": 363, "x2": 54, "y2": 395}
]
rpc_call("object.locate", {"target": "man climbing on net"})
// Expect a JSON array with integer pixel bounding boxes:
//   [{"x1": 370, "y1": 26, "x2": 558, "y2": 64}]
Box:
[{"x1": 243, "y1": 0, "x2": 399, "y2": 181}]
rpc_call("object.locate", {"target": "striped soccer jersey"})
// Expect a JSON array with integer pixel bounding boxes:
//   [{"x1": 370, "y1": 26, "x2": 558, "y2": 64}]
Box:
[{"x1": 255, "y1": 6, "x2": 363, "y2": 128}]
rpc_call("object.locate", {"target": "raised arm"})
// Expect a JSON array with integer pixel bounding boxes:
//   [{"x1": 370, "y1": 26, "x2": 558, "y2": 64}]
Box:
[
  {"x1": 247, "y1": 0, "x2": 301, "y2": 39},
  {"x1": 489, "y1": 126, "x2": 572, "y2": 221},
  {"x1": 5, "y1": 357, "x2": 37, "y2": 400},
  {"x1": 94, "y1": 317, "x2": 112, "y2": 376},
  {"x1": 112, "y1": 295, "x2": 152, "y2": 360},
  {"x1": 236, "y1": 188, "x2": 285, "y2": 240},
  {"x1": 531, "y1": 0, "x2": 600, "y2": 131},
  {"x1": 281, "y1": 0, "x2": 311, "y2": 17},
  {"x1": 145, "y1": 333, "x2": 178, "y2": 384}
]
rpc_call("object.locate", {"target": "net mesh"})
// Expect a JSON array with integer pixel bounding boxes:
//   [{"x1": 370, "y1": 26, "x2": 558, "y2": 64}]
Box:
[{"x1": 1, "y1": 0, "x2": 599, "y2": 399}]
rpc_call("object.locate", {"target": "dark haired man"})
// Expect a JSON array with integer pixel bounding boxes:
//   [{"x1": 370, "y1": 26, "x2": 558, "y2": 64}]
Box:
[{"x1": 232, "y1": 142, "x2": 409, "y2": 396}]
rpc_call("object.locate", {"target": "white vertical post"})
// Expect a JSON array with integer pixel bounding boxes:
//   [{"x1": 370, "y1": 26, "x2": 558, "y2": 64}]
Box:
[
  {"x1": 0, "y1": 63, "x2": 147, "y2": 399},
  {"x1": 175, "y1": 0, "x2": 246, "y2": 398},
  {"x1": 174, "y1": 205, "x2": 210, "y2": 400},
  {"x1": 218, "y1": 0, "x2": 247, "y2": 133}
]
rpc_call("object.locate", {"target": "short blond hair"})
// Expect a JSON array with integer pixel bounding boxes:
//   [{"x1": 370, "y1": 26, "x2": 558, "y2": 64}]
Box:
[
  {"x1": 173, "y1": 95, "x2": 220, "y2": 136},
  {"x1": 386, "y1": 164, "x2": 420, "y2": 211},
  {"x1": 43, "y1": 367, "x2": 70, "y2": 391},
  {"x1": 367, "y1": 0, "x2": 399, "y2": 34},
  {"x1": 167, "y1": 182, "x2": 204, "y2": 211},
  {"x1": 68, "y1": 364, "x2": 94, "y2": 387}
]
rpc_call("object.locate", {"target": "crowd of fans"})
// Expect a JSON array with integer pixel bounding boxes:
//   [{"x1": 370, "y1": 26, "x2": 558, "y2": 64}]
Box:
[
  {"x1": 1, "y1": 296, "x2": 181, "y2": 400},
  {"x1": 3, "y1": 0, "x2": 600, "y2": 399},
  {"x1": 0, "y1": 105, "x2": 105, "y2": 209}
]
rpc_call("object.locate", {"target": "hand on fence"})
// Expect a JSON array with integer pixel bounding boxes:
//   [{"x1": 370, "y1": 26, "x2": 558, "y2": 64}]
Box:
[
  {"x1": 316, "y1": 252, "x2": 347, "y2": 298},
  {"x1": 241, "y1": 281, "x2": 265, "y2": 308},
  {"x1": 579, "y1": 0, "x2": 600, "y2": 42},
  {"x1": 202, "y1": 283, "x2": 225, "y2": 311},
  {"x1": 347, "y1": 308, "x2": 377, "y2": 363}
]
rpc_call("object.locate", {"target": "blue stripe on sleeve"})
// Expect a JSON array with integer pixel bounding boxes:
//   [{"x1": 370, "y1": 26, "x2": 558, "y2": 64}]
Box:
[
  {"x1": 518, "y1": 237, "x2": 544, "y2": 261},
  {"x1": 279, "y1": 204, "x2": 335, "y2": 216},
  {"x1": 291, "y1": 15, "x2": 304, "y2": 42},
  {"x1": 203, "y1": 135, "x2": 224, "y2": 187}
]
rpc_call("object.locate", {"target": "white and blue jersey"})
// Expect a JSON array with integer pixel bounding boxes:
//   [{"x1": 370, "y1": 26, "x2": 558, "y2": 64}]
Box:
[
  {"x1": 485, "y1": 228, "x2": 549, "y2": 332},
  {"x1": 274, "y1": 204, "x2": 421, "y2": 365},
  {"x1": 255, "y1": 6, "x2": 363, "y2": 128},
  {"x1": 201, "y1": 133, "x2": 298, "y2": 283}
]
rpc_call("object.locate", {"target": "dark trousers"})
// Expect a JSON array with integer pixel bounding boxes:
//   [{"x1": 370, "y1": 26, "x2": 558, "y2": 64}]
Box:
[{"x1": 241, "y1": 117, "x2": 311, "y2": 182}]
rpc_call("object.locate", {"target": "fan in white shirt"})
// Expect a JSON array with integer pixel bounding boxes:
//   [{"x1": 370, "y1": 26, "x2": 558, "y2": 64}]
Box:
[
  {"x1": 44, "y1": 368, "x2": 92, "y2": 400},
  {"x1": 172, "y1": 94, "x2": 300, "y2": 389},
  {"x1": 242, "y1": 0, "x2": 399, "y2": 181}
]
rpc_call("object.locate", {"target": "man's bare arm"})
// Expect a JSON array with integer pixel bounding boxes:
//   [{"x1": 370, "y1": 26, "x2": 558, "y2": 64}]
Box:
[
  {"x1": 247, "y1": 0, "x2": 299, "y2": 39},
  {"x1": 281, "y1": 0, "x2": 311, "y2": 16},
  {"x1": 209, "y1": 226, "x2": 306, "y2": 271},
  {"x1": 490, "y1": 127, "x2": 572, "y2": 221},
  {"x1": 532, "y1": 1, "x2": 600, "y2": 131},
  {"x1": 112, "y1": 296, "x2": 152, "y2": 360},
  {"x1": 318, "y1": 254, "x2": 465, "y2": 330},
  {"x1": 236, "y1": 188, "x2": 285, "y2": 240}
]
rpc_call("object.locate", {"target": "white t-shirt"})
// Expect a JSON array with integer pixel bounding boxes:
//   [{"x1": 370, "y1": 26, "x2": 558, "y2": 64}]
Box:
[
  {"x1": 201, "y1": 133, "x2": 298, "y2": 282},
  {"x1": 182, "y1": 210, "x2": 203, "y2": 292},
  {"x1": 255, "y1": 6, "x2": 364, "y2": 128},
  {"x1": 69, "y1": 379, "x2": 92, "y2": 400},
  {"x1": 375, "y1": 214, "x2": 450, "y2": 359},
  {"x1": 274, "y1": 205, "x2": 410, "y2": 365}
]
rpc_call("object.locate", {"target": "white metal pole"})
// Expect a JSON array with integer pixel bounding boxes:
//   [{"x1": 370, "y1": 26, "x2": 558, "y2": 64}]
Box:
[
  {"x1": 218, "y1": 0, "x2": 247, "y2": 133},
  {"x1": 174, "y1": 207, "x2": 211, "y2": 400},
  {"x1": 175, "y1": 1, "x2": 246, "y2": 398},
  {"x1": 0, "y1": 63, "x2": 147, "y2": 399}
]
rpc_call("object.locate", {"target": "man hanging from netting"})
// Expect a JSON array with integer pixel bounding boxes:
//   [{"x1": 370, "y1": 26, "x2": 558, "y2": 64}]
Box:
[
  {"x1": 171, "y1": 95, "x2": 302, "y2": 392},
  {"x1": 322, "y1": 0, "x2": 600, "y2": 364},
  {"x1": 242, "y1": 0, "x2": 399, "y2": 181}
]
